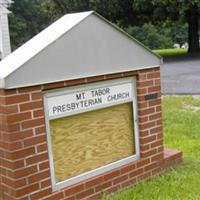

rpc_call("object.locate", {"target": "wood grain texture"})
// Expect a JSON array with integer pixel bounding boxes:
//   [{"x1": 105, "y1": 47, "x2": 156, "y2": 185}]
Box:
[{"x1": 50, "y1": 103, "x2": 135, "y2": 183}]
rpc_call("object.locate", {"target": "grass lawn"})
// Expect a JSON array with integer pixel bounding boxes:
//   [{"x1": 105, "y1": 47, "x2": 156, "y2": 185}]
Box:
[
  {"x1": 153, "y1": 48, "x2": 188, "y2": 57},
  {"x1": 102, "y1": 96, "x2": 200, "y2": 200}
]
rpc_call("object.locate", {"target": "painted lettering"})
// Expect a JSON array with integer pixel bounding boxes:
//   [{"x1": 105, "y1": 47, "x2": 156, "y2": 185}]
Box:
[
  {"x1": 91, "y1": 88, "x2": 110, "y2": 97},
  {"x1": 48, "y1": 82, "x2": 133, "y2": 117},
  {"x1": 107, "y1": 92, "x2": 130, "y2": 102},
  {"x1": 76, "y1": 92, "x2": 85, "y2": 100}
]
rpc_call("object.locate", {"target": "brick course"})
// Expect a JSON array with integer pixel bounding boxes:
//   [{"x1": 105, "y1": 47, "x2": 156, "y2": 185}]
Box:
[{"x1": 0, "y1": 67, "x2": 182, "y2": 200}]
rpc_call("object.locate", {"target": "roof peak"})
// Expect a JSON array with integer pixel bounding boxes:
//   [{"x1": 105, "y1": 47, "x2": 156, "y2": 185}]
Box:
[
  {"x1": 0, "y1": 11, "x2": 161, "y2": 89},
  {"x1": 0, "y1": 11, "x2": 94, "y2": 80}
]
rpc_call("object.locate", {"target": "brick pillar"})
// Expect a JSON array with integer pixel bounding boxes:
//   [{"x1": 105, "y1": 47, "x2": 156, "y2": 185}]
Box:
[
  {"x1": 137, "y1": 67, "x2": 164, "y2": 173},
  {"x1": 0, "y1": 87, "x2": 51, "y2": 200},
  {"x1": 0, "y1": 89, "x2": 21, "y2": 200}
]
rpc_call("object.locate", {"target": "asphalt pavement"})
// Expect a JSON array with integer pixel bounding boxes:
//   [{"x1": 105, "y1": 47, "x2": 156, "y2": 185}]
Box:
[{"x1": 161, "y1": 57, "x2": 200, "y2": 94}]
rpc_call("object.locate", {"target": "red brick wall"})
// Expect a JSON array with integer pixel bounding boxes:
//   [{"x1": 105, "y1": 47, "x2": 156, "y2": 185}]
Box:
[{"x1": 0, "y1": 67, "x2": 182, "y2": 200}]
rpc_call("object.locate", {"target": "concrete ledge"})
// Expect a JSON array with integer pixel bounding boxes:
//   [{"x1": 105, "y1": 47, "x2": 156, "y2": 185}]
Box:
[{"x1": 163, "y1": 148, "x2": 183, "y2": 168}]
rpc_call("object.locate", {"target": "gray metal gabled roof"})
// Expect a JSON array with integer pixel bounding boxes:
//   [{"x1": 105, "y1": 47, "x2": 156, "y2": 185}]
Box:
[{"x1": 0, "y1": 11, "x2": 161, "y2": 89}]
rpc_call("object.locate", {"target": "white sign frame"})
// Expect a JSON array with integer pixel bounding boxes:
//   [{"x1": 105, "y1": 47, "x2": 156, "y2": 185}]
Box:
[{"x1": 43, "y1": 77, "x2": 140, "y2": 191}]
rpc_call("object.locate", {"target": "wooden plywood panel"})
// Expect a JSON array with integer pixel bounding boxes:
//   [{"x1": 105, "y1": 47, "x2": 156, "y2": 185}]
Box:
[{"x1": 49, "y1": 103, "x2": 135, "y2": 183}]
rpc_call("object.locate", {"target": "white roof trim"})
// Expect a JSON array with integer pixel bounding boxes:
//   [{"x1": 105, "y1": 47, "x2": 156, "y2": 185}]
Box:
[
  {"x1": 0, "y1": 11, "x2": 93, "y2": 78},
  {"x1": 5, "y1": 65, "x2": 160, "y2": 89},
  {"x1": 0, "y1": 77, "x2": 5, "y2": 88}
]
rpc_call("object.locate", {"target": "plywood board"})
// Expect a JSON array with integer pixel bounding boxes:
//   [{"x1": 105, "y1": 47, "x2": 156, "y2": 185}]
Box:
[{"x1": 49, "y1": 103, "x2": 135, "y2": 183}]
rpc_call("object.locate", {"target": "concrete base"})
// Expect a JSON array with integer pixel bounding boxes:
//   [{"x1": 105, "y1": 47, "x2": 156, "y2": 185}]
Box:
[{"x1": 163, "y1": 149, "x2": 182, "y2": 169}]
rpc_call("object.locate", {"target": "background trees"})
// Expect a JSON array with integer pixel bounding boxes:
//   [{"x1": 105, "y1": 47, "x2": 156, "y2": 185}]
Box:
[
  {"x1": 132, "y1": 0, "x2": 200, "y2": 52},
  {"x1": 9, "y1": 0, "x2": 49, "y2": 49},
  {"x1": 8, "y1": 0, "x2": 198, "y2": 52}
]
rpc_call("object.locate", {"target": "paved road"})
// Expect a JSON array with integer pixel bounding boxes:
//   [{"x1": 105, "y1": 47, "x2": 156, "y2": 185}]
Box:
[{"x1": 161, "y1": 58, "x2": 200, "y2": 94}]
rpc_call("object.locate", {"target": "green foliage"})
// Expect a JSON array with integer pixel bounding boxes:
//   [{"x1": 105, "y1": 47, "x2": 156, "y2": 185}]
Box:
[
  {"x1": 125, "y1": 23, "x2": 173, "y2": 49},
  {"x1": 102, "y1": 96, "x2": 200, "y2": 200},
  {"x1": 124, "y1": 22, "x2": 188, "y2": 50},
  {"x1": 9, "y1": 0, "x2": 49, "y2": 50},
  {"x1": 171, "y1": 23, "x2": 188, "y2": 46},
  {"x1": 133, "y1": 0, "x2": 200, "y2": 16},
  {"x1": 7, "y1": 0, "x2": 194, "y2": 51},
  {"x1": 132, "y1": 0, "x2": 200, "y2": 52}
]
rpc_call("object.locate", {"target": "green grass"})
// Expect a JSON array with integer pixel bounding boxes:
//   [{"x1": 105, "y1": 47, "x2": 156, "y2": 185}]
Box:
[
  {"x1": 153, "y1": 48, "x2": 188, "y2": 57},
  {"x1": 102, "y1": 96, "x2": 200, "y2": 200}
]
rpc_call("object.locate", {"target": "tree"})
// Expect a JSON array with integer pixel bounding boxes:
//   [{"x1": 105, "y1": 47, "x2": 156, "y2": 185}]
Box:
[
  {"x1": 41, "y1": 0, "x2": 122, "y2": 23},
  {"x1": 125, "y1": 23, "x2": 174, "y2": 49},
  {"x1": 42, "y1": 0, "x2": 200, "y2": 52},
  {"x1": 133, "y1": 0, "x2": 200, "y2": 52},
  {"x1": 187, "y1": 4, "x2": 199, "y2": 52},
  {"x1": 9, "y1": 0, "x2": 199, "y2": 52},
  {"x1": 9, "y1": 0, "x2": 49, "y2": 50},
  {"x1": 171, "y1": 23, "x2": 188, "y2": 47}
]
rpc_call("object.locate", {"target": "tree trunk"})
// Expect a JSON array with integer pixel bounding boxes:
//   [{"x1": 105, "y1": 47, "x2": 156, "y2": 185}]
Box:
[{"x1": 188, "y1": 5, "x2": 200, "y2": 53}]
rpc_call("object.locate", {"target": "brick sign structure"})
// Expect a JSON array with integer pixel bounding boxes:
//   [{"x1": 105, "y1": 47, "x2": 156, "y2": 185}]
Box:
[{"x1": 0, "y1": 11, "x2": 182, "y2": 200}]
